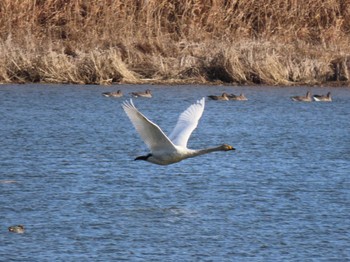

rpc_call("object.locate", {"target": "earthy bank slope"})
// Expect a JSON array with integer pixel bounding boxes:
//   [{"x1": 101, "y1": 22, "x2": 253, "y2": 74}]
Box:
[{"x1": 0, "y1": 0, "x2": 349, "y2": 86}]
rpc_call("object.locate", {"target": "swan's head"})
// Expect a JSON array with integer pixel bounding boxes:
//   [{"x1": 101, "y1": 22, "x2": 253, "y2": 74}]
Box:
[{"x1": 221, "y1": 144, "x2": 235, "y2": 151}]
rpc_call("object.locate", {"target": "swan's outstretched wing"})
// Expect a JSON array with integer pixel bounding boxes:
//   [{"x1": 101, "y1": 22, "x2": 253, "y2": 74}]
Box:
[
  {"x1": 169, "y1": 97, "x2": 205, "y2": 147},
  {"x1": 122, "y1": 100, "x2": 176, "y2": 152}
]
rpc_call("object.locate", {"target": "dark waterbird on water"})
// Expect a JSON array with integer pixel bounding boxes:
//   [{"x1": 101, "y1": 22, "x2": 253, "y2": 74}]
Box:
[
  {"x1": 102, "y1": 90, "x2": 123, "y2": 98},
  {"x1": 208, "y1": 92, "x2": 230, "y2": 101},
  {"x1": 228, "y1": 93, "x2": 248, "y2": 101},
  {"x1": 131, "y1": 89, "x2": 152, "y2": 98},
  {"x1": 313, "y1": 92, "x2": 332, "y2": 102},
  {"x1": 291, "y1": 91, "x2": 312, "y2": 102},
  {"x1": 8, "y1": 225, "x2": 25, "y2": 234}
]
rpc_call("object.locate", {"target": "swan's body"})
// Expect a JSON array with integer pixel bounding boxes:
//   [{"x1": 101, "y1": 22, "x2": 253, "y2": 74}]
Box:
[
  {"x1": 122, "y1": 98, "x2": 235, "y2": 165},
  {"x1": 291, "y1": 91, "x2": 312, "y2": 102},
  {"x1": 313, "y1": 92, "x2": 332, "y2": 102},
  {"x1": 208, "y1": 93, "x2": 229, "y2": 101},
  {"x1": 228, "y1": 93, "x2": 248, "y2": 101},
  {"x1": 131, "y1": 89, "x2": 152, "y2": 98},
  {"x1": 102, "y1": 90, "x2": 123, "y2": 97}
]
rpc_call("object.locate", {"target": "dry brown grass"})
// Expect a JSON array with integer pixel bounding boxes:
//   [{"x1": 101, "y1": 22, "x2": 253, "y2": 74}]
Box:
[{"x1": 0, "y1": 0, "x2": 350, "y2": 85}]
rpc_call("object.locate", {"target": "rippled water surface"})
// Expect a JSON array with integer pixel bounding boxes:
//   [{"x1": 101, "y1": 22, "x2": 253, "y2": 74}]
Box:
[{"x1": 1, "y1": 84, "x2": 349, "y2": 261}]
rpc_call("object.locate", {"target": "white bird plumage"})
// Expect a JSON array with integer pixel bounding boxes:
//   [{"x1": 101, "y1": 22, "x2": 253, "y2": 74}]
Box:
[{"x1": 122, "y1": 97, "x2": 235, "y2": 165}]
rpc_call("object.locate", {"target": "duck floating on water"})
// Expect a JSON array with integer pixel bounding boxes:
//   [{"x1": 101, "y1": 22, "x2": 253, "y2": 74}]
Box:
[
  {"x1": 291, "y1": 91, "x2": 312, "y2": 102},
  {"x1": 8, "y1": 225, "x2": 25, "y2": 234},
  {"x1": 208, "y1": 93, "x2": 229, "y2": 101},
  {"x1": 228, "y1": 93, "x2": 248, "y2": 101},
  {"x1": 131, "y1": 89, "x2": 152, "y2": 98},
  {"x1": 102, "y1": 90, "x2": 123, "y2": 97},
  {"x1": 313, "y1": 92, "x2": 332, "y2": 102}
]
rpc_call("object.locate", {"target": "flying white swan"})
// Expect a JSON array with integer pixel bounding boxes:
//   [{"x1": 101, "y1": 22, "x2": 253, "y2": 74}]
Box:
[{"x1": 122, "y1": 97, "x2": 235, "y2": 165}]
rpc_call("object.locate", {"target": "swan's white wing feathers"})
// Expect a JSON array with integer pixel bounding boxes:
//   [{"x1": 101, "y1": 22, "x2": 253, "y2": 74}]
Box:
[
  {"x1": 168, "y1": 97, "x2": 205, "y2": 147},
  {"x1": 122, "y1": 100, "x2": 176, "y2": 152}
]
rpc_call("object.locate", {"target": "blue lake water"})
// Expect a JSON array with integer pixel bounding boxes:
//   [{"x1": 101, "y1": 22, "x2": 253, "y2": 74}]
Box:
[{"x1": 0, "y1": 84, "x2": 349, "y2": 261}]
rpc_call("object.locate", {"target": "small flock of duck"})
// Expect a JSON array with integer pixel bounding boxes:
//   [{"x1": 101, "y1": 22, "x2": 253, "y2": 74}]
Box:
[
  {"x1": 102, "y1": 89, "x2": 152, "y2": 98},
  {"x1": 102, "y1": 90, "x2": 248, "y2": 101},
  {"x1": 208, "y1": 92, "x2": 248, "y2": 101},
  {"x1": 291, "y1": 91, "x2": 332, "y2": 102},
  {"x1": 208, "y1": 91, "x2": 332, "y2": 102},
  {"x1": 102, "y1": 89, "x2": 333, "y2": 102}
]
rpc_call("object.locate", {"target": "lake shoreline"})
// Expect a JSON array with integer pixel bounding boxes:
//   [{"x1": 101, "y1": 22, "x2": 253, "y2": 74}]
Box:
[
  {"x1": 1, "y1": 78, "x2": 349, "y2": 88},
  {"x1": 1, "y1": 42, "x2": 349, "y2": 87}
]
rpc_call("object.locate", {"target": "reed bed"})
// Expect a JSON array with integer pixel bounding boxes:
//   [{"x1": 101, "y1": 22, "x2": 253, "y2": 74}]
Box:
[{"x1": 0, "y1": 0, "x2": 349, "y2": 85}]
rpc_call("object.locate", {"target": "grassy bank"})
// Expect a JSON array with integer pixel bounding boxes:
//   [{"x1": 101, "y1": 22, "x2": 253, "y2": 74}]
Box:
[{"x1": 0, "y1": 0, "x2": 350, "y2": 86}]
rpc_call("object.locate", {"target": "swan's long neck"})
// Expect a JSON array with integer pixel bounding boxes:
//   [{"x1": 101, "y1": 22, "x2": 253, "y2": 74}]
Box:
[{"x1": 188, "y1": 144, "x2": 235, "y2": 158}]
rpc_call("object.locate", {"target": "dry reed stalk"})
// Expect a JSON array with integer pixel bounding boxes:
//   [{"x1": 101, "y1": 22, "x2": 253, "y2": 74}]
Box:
[
  {"x1": 40, "y1": 51, "x2": 83, "y2": 84},
  {"x1": 0, "y1": 0, "x2": 349, "y2": 85},
  {"x1": 39, "y1": 49, "x2": 138, "y2": 84}
]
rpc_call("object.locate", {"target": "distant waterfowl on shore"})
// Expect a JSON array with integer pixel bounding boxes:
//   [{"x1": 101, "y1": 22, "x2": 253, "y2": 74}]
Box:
[
  {"x1": 228, "y1": 93, "x2": 248, "y2": 101},
  {"x1": 102, "y1": 90, "x2": 123, "y2": 97},
  {"x1": 313, "y1": 92, "x2": 332, "y2": 102},
  {"x1": 8, "y1": 225, "x2": 25, "y2": 234},
  {"x1": 208, "y1": 93, "x2": 229, "y2": 101},
  {"x1": 131, "y1": 89, "x2": 152, "y2": 98},
  {"x1": 291, "y1": 91, "x2": 312, "y2": 102}
]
